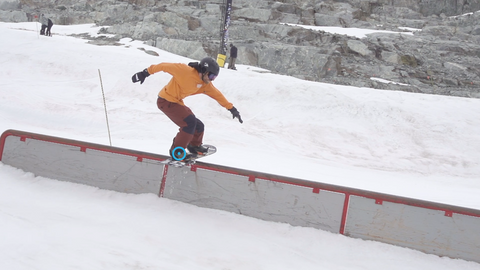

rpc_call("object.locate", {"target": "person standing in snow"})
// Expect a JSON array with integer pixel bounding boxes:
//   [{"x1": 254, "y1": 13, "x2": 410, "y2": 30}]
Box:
[
  {"x1": 131, "y1": 57, "x2": 243, "y2": 161},
  {"x1": 228, "y1": 43, "x2": 238, "y2": 70},
  {"x1": 46, "y1": 18, "x2": 54, "y2": 36},
  {"x1": 39, "y1": 14, "x2": 48, "y2": 35}
]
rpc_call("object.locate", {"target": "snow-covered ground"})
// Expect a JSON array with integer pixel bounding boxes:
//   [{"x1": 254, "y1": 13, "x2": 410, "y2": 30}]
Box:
[
  {"x1": 1, "y1": 22, "x2": 480, "y2": 269},
  {"x1": 285, "y1": 23, "x2": 420, "y2": 38}
]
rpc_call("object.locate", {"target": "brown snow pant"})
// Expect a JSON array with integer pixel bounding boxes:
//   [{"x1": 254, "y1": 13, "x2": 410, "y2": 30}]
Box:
[{"x1": 157, "y1": 97, "x2": 204, "y2": 156}]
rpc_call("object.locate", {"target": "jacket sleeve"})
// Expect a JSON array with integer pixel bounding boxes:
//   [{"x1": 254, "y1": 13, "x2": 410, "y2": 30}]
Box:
[
  {"x1": 147, "y1": 62, "x2": 187, "y2": 76},
  {"x1": 203, "y1": 85, "x2": 234, "y2": 110}
]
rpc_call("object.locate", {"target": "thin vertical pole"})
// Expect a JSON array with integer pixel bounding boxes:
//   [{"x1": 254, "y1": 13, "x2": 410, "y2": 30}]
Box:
[{"x1": 98, "y1": 69, "x2": 112, "y2": 146}]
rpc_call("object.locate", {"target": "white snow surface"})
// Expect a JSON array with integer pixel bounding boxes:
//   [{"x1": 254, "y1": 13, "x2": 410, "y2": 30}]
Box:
[
  {"x1": 1, "y1": 22, "x2": 480, "y2": 270},
  {"x1": 284, "y1": 23, "x2": 418, "y2": 38}
]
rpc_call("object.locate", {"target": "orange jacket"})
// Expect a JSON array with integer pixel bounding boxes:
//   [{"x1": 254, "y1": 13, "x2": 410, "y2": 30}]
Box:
[{"x1": 147, "y1": 62, "x2": 233, "y2": 109}]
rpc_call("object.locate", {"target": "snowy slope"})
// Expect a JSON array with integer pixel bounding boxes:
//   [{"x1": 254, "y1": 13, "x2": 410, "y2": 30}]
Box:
[
  {"x1": 2, "y1": 164, "x2": 479, "y2": 270},
  {"x1": 1, "y1": 22, "x2": 480, "y2": 208}
]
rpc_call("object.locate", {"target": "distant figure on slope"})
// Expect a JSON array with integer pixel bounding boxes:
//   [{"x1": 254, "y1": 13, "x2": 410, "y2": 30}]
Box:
[
  {"x1": 39, "y1": 14, "x2": 53, "y2": 36},
  {"x1": 39, "y1": 14, "x2": 48, "y2": 35},
  {"x1": 228, "y1": 43, "x2": 238, "y2": 70},
  {"x1": 46, "y1": 18, "x2": 54, "y2": 36},
  {"x1": 131, "y1": 57, "x2": 243, "y2": 161}
]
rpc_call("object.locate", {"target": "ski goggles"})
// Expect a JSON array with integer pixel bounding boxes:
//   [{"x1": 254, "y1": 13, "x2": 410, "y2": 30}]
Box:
[{"x1": 208, "y1": 72, "x2": 217, "y2": 81}]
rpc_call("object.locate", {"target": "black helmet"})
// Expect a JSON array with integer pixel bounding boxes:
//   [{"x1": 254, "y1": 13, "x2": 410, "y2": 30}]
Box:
[{"x1": 199, "y1": 57, "x2": 220, "y2": 76}]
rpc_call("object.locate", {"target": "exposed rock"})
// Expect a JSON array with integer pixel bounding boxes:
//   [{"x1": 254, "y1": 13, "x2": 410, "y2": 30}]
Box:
[
  {"x1": 1, "y1": 0, "x2": 480, "y2": 98},
  {"x1": 235, "y1": 8, "x2": 272, "y2": 22},
  {"x1": 346, "y1": 40, "x2": 373, "y2": 57},
  {"x1": 0, "y1": 10, "x2": 27, "y2": 22},
  {"x1": 138, "y1": 47, "x2": 159, "y2": 56}
]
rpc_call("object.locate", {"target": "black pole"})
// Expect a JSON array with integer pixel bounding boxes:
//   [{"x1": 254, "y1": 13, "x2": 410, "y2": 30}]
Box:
[{"x1": 217, "y1": 0, "x2": 232, "y2": 66}]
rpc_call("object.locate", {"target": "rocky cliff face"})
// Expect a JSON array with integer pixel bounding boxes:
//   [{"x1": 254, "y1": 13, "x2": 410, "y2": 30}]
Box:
[{"x1": 2, "y1": 0, "x2": 480, "y2": 97}]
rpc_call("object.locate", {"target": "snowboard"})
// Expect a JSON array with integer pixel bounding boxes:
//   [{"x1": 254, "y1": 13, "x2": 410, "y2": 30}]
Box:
[{"x1": 161, "y1": 144, "x2": 217, "y2": 168}]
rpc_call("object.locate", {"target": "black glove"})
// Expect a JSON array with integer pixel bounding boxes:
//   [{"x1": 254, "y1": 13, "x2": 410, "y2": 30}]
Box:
[
  {"x1": 229, "y1": 106, "x2": 243, "y2": 123},
  {"x1": 132, "y1": 68, "x2": 150, "y2": 84}
]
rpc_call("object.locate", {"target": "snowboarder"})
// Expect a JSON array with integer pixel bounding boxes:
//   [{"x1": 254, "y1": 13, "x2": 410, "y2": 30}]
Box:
[
  {"x1": 39, "y1": 14, "x2": 48, "y2": 35},
  {"x1": 131, "y1": 57, "x2": 243, "y2": 162}
]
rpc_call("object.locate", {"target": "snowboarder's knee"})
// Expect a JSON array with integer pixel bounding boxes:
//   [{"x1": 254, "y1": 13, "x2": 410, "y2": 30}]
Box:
[{"x1": 182, "y1": 114, "x2": 197, "y2": 134}]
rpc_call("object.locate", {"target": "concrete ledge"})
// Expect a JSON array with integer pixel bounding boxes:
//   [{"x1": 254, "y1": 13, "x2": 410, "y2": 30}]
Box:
[
  {"x1": 1, "y1": 130, "x2": 165, "y2": 194},
  {"x1": 345, "y1": 196, "x2": 480, "y2": 262},
  {"x1": 163, "y1": 166, "x2": 345, "y2": 233}
]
